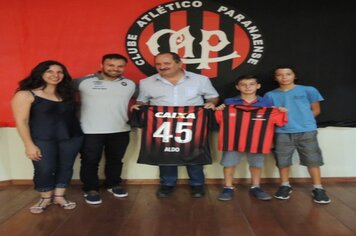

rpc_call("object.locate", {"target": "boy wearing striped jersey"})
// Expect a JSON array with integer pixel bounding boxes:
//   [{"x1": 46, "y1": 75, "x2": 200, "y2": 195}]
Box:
[{"x1": 215, "y1": 75, "x2": 287, "y2": 201}]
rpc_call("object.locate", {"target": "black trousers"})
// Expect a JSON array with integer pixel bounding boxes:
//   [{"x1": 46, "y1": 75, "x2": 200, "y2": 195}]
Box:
[{"x1": 80, "y1": 132, "x2": 130, "y2": 192}]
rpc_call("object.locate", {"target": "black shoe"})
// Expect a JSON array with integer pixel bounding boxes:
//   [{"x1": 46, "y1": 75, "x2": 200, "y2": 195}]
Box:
[
  {"x1": 84, "y1": 191, "x2": 102, "y2": 205},
  {"x1": 312, "y1": 188, "x2": 331, "y2": 204},
  {"x1": 274, "y1": 186, "x2": 292, "y2": 200},
  {"x1": 107, "y1": 186, "x2": 128, "y2": 198},
  {"x1": 218, "y1": 187, "x2": 234, "y2": 201},
  {"x1": 157, "y1": 186, "x2": 175, "y2": 198},
  {"x1": 191, "y1": 185, "x2": 205, "y2": 198},
  {"x1": 250, "y1": 187, "x2": 272, "y2": 201}
]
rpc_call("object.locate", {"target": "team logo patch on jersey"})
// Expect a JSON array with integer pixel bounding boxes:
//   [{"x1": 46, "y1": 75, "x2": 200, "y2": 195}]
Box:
[
  {"x1": 126, "y1": 0, "x2": 264, "y2": 81},
  {"x1": 92, "y1": 81, "x2": 107, "y2": 90},
  {"x1": 93, "y1": 81, "x2": 103, "y2": 85},
  {"x1": 252, "y1": 114, "x2": 266, "y2": 121}
]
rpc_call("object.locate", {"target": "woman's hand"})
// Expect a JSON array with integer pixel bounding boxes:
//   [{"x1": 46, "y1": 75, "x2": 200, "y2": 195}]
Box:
[{"x1": 25, "y1": 143, "x2": 42, "y2": 161}]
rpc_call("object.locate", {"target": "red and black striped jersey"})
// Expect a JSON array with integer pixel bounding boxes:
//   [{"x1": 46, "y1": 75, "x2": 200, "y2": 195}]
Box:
[
  {"x1": 131, "y1": 105, "x2": 213, "y2": 166},
  {"x1": 215, "y1": 105, "x2": 287, "y2": 154}
]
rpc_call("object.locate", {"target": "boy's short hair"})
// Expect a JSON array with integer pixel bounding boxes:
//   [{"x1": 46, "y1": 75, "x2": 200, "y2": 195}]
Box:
[
  {"x1": 102, "y1": 54, "x2": 128, "y2": 63},
  {"x1": 273, "y1": 65, "x2": 298, "y2": 80},
  {"x1": 234, "y1": 75, "x2": 260, "y2": 85}
]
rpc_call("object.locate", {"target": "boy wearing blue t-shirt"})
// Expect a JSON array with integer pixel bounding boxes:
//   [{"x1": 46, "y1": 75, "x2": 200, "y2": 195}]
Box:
[{"x1": 265, "y1": 65, "x2": 331, "y2": 204}]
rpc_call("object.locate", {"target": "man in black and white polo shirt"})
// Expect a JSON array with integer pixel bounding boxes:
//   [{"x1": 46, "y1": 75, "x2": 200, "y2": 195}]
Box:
[{"x1": 73, "y1": 54, "x2": 136, "y2": 205}]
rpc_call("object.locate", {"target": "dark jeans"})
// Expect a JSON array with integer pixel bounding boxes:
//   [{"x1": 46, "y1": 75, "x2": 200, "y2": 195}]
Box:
[
  {"x1": 80, "y1": 132, "x2": 130, "y2": 192},
  {"x1": 159, "y1": 165, "x2": 205, "y2": 186},
  {"x1": 32, "y1": 136, "x2": 83, "y2": 192}
]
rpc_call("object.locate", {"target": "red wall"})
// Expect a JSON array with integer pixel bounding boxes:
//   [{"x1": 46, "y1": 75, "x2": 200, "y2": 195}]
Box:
[
  {"x1": 0, "y1": 0, "x2": 171, "y2": 126},
  {"x1": 2, "y1": 0, "x2": 355, "y2": 126}
]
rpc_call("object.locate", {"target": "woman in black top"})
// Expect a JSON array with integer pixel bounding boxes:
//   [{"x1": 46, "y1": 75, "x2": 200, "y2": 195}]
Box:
[{"x1": 12, "y1": 60, "x2": 83, "y2": 214}]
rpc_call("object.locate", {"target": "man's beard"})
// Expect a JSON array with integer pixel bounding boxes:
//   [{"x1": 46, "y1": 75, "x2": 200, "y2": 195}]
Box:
[{"x1": 102, "y1": 70, "x2": 121, "y2": 78}]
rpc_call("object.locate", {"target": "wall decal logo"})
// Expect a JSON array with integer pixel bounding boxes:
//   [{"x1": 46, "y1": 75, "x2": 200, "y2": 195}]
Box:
[{"x1": 126, "y1": 0, "x2": 264, "y2": 81}]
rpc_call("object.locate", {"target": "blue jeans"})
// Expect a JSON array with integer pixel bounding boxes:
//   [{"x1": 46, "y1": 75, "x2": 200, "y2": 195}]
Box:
[
  {"x1": 32, "y1": 136, "x2": 83, "y2": 192},
  {"x1": 159, "y1": 165, "x2": 205, "y2": 186},
  {"x1": 80, "y1": 132, "x2": 130, "y2": 192}
]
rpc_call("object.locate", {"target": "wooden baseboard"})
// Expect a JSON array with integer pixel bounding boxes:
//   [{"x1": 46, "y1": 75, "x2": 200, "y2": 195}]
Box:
[
  {"x1": 1, "y1": 177, "x2": 356, "y2": 187},
  {"x1": 0, "y1": 180, "x2": 11, "y2": 187}
]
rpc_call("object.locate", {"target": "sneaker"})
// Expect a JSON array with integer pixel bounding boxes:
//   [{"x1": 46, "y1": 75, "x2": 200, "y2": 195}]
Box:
[
  {"x1": 218, "y1": 187, "x2": 234, "y2": 201},
  {"x1": 84, "y1": 191, "x2": 102, "y2": 205},
  {"x1": 274, "y1": 186, "x2": 293, "y2": 200},
  {"x1": 250, "y1": 187, "x2": 272, "y2": 201},
  {"x1": 157, "y1": 185, "x2": 175, "y2": 198},
  {"x1": 312, "y1": 188, "x2": 331, "y2": 204},
  {"x1": 191, "y1": 185, "x2": 205, "y2": 198},
  {"x1": 107, "y1": 186, "x2": 128, "y2": 198}
]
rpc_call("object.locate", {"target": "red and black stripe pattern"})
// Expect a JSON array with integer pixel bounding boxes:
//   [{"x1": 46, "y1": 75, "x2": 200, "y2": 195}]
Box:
[
  {"x1": 138, "y1": 6, "x2": 250, "y2": 78},
  {"x1": 215, "y1": 105, "x2": 287, "y2": 154},
  {"x1": 131, "y1": 105, "x2": 212, "y2": 166}
]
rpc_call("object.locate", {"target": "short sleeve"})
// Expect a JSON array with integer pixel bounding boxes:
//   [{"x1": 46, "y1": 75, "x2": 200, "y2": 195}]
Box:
[
  {"x1": 307, "y1": 86, "x2": 324, "y2": 103},
  {"x1": 201, "y1": 77, "x2": 219, "y2": 99},
  {"x1": 136, "y1": 80, "x2": 150, "y2": 103}
]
